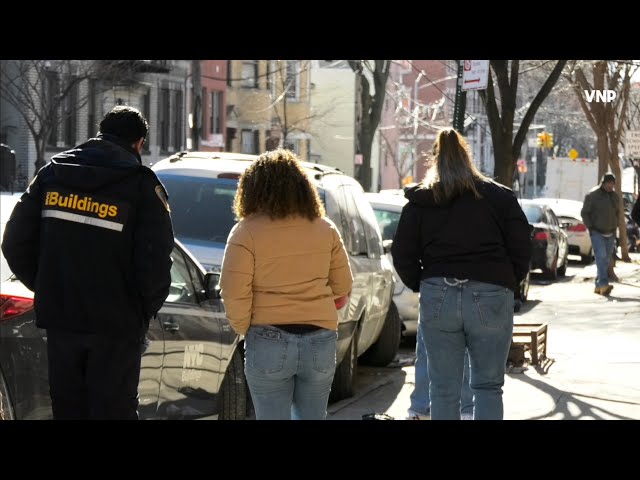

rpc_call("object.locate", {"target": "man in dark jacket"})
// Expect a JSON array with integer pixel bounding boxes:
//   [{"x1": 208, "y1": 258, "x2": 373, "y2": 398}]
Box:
[
  {"x1": 581, "y1": 173, "x2": 619, "y2": 295},
  {"x1": 1, "y1": 106, "x2": 174, "y2": 419}
]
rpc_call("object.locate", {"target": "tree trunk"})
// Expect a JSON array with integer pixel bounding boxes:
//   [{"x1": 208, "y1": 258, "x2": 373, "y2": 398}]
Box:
[{"x1": 493, "y1": 137, "x2": 515, "y2": 188}]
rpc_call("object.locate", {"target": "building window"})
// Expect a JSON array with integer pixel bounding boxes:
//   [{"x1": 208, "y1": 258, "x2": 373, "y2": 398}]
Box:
[
  {"x1": 174, "y1": 90, "x2": 183, "y2": 151},
  {"x1": 45, "y1": 70, "x2": 59, "y2": 147},
  {"x1": 241, "y1": 129, "x2": 258, "y2": 154},
  {"x1": 241, "y1": 61, "x2": 258, "y2": 88},
  {"x1": 142, "y1": 90, "x2": 150, "y2": 153},
  {"x1": 286, "y1": 60, "x2": 300, "y2": 101},
  {"x1": 87, "y1": 79, "x2": 97, "y2": 138},
  {"x1": 160, "y1": 88, "x2": 170, "y2": 152},
  {"x1": 62, "y1": 78, "x2": 78, "y2": 148},
  {"x1": 210, "y1": 91, "x2": 223, "y2": 134}
]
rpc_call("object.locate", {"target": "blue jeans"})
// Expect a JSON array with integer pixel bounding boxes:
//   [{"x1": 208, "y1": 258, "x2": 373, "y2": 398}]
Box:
[
  {"x1": 420, "y1": 277, "x2": 513, "y2": 420},
  {"x1": 590, "y1": 231, "x2": 616, "y2": 288},
  {"x1": 410, "y1": 327, "x2": 473, "y2": 415},
  {"x1": 244, "y1": 325, "x2": 337, "y2": 420}
]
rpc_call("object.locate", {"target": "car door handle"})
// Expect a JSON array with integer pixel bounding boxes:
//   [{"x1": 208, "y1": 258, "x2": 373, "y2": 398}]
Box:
[{"x1": 163, "y1": 318, "x2": 180, "y2": 333}]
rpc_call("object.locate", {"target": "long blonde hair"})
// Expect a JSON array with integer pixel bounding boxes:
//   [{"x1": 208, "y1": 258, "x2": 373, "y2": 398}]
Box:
[{"x1": 423, "y1": 128, "x2": 488, "y2": 205}]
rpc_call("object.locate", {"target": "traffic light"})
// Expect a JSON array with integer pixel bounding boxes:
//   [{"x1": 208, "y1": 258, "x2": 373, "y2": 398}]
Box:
[{"x1": 545, "y1": 133, "x2": 554, "y2": 149}]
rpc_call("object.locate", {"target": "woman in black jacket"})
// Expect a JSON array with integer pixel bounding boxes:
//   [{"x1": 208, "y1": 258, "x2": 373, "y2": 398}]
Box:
[{"x1": 392, "y1": 128, "x2": 531, "y2": 420}]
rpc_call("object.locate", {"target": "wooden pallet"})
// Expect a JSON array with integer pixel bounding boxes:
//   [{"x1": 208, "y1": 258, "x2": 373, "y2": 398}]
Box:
[{"x1": 511, "y1": 323, "x2": 548, "y2": 365}]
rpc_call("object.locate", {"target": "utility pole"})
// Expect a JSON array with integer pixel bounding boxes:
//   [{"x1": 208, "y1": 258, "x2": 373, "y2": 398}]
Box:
[
  {"x1": 453, "y1": 60, "x2": 467, "y2": 133},
  {"x1": 190, "y1": 60, "x2": 202, "y2": 151}
]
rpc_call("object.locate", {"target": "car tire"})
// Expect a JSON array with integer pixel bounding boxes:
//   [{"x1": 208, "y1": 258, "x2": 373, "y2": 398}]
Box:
[
  {"x1": 557, "y1": 249, "x2": 568, "y2": 277},
  {"x1": 544, "y1": 252, "x2": 559, "y2": 281},
  {"x1": 0, "y1": 371, "x2": 15, "y2": 420},
  {"x1": 218, "y1": 346, "x2": 249, "y2": 420},
  {"x1": 360, "y1": 302, "x2": 401, "y2": 367},
  {"x1": 329, "y1": 327, "x2": 358, "y2": 403}
]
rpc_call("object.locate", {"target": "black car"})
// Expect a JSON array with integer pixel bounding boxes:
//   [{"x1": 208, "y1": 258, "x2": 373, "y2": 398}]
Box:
[
  {"x1": 1, "y1": 195, "x2": 248, "y2": 420},
  {"x1": 519, "y1": 199, "x2": 570, "y2": 281}
]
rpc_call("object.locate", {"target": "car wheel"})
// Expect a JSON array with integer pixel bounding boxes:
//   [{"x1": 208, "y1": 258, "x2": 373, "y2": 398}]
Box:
[
  {"x1": 218, "y1": 346, "x2": 249, "y2": 420},
  {"x1": 557, "y1": 249, "x2": 568, "y2": 277},
  {"x1": 544, "y1": 252, "x2": 559, "y2": 281},
  {"x1": 329, "y1": 327, "x2": 358, "y2": 403},
  {"x1": 360, "y1": 302, "x2": 401, "y2": 367},
  {"x1": 0, "y1": 372, "x2": 15, "y2": 420}
]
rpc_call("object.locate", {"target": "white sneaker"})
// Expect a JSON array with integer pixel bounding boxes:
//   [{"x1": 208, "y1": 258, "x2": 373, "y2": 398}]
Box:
[{"x1": 405, "y1": 410, "x2": 431, "y2": 420}]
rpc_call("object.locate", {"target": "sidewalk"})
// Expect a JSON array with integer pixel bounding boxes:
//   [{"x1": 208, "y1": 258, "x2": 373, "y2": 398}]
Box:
[{"x1": 328, "y1": 255, "x2": 640, "y2": 420}]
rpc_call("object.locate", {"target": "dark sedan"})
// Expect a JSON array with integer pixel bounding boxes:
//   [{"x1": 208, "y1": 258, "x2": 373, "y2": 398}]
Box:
[
  {"x1": 1, "y1": 195, "x2": 249, "y2": 420},
  {"x1": 519, "y1": 199, "x2": 569, "y2": 281}
]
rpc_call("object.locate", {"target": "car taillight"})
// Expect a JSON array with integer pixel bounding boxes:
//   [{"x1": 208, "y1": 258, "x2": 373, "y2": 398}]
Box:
[
  {"x1": 0, "y1": 294, "x2": 34, "y2": 322},
  {"x1": 568, "y1": 223, "x2": 587, "y2": 232},
  {"x1": 534, "y1": 231, "x2": 549, "y2": 241}
]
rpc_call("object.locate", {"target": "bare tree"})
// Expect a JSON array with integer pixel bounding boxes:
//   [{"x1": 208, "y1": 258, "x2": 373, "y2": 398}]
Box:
[
  {"x1": 568, "y1": 60, "x2": 638, "y2": 261},
  {"x1": 0, "y1": 60, "x2": 95, "y2": 172},
  {"x1": 0, "y1": 60, "x2": 131, "y2": 176},
  {"x1": 349, "y1": 60, "x2": 391, "y2": 192},
  {"x1": 478, "y1": 60, "x2": 567, "y2": 187}
]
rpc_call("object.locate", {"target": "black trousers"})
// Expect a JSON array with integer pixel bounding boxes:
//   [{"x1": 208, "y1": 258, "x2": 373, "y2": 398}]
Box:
[{"x1": 46, "y1": 329, "x2": 143, "y2": 420}]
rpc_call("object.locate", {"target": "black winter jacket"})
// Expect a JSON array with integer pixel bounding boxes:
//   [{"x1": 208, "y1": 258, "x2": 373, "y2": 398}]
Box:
[
  {"x1": 391, "y1": 180, "x2": 532, "y2": 292},
  {"x1": 1, "y1": 134, "x2": 174, "y2": 340}
]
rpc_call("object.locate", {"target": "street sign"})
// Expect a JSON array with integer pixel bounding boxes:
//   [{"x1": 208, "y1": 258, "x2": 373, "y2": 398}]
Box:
[
  {"x1": 569, "y1": 148, "x2": 579, "y2": 160},
  {"x1": 462, "y1": 60, "x2": 490, "y2": 91},
  {"x1": 625, "y1": 130, "x2": 640, "y2": 158}
]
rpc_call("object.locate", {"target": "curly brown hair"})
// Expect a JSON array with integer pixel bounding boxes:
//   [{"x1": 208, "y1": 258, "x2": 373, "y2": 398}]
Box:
[{"x1": 233, "y1": 148, "x2": 326, "y2": 221}]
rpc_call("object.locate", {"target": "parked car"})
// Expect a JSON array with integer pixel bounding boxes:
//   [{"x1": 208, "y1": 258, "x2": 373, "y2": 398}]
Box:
[
  {"x1": 365, "y1": 192, "x2": 418, "y2": 337},
  {"x1": 152, "y1": 152, "x2": 399, "y2": 401},
  {"x1": 531, "y1": 198, "x2": 593, "y2": 264},
  {"x1": 519, "y1": 199, "x2": 570, "y2": 280},
  {"x1": 0, "y1": 194, "x2": 249, "y2": 420}
]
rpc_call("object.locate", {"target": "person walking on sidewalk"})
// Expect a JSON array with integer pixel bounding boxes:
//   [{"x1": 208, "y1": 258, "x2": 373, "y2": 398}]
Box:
[
  {"x1": 581, "y1": 173, "x2": 620, "y2": 296},
  {"x1": 392, "y1": 128, "x2": 531, "y2": 420},
  {"x1": 219, "y1": 148, "x2": 353, "y2": 420}
]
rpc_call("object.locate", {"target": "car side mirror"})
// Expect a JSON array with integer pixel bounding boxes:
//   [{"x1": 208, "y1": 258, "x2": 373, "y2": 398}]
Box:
[
  {"x1": 383, "y1": 239, "x2": 393, "y2": 254},
  {"x1": 204, "y1": 272, "x2": 221, "y2": 299}
]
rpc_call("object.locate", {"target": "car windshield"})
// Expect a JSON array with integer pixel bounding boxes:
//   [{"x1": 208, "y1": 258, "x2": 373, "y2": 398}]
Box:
[
  {"x1": 371, "y1": 207, "x2": 401, "y2": 242},
  {"x1": 158, "y1": 175, "x2": 239, "y2": 243},
  {"x1": 158, "y1": 174, "x2": 327, "y2": 245},
  {"x1": 521, "y1": 204, "x2": 543, "y2": 224}
]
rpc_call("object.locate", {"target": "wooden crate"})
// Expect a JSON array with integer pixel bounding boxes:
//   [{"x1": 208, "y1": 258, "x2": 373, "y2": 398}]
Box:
[{"x1": 511, "y1": 323, "x2": 548, "y2": 365}]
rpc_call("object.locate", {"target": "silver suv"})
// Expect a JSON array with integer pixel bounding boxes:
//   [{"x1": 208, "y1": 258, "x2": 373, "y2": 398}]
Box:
[
  {"x1": 365, "y1": 192, "x2": 418, "y2": 337},
  {"x1": 152, "y1": 152, "x2": 400, "y2": 401}
]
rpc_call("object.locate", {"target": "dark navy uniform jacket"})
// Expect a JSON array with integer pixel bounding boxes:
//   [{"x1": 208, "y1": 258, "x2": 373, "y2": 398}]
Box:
[{"x1": 1, "y1": 134, "x2": 174, "y2": 340}]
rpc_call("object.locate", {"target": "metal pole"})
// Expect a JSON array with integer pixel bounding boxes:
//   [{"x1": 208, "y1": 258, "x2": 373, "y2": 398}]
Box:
[
  {"x1": 453, "y1": 60, "x2": 467, "y2": 133},
  {"x1": 532, "y1": 153, "x2": 537, "y2": 198}
]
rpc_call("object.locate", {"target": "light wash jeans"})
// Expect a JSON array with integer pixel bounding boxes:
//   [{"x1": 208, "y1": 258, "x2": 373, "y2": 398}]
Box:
[
  {"x1": 410, "y1": 327, "x2": 473, "y2": 416},
  {"x1": 590, "y1": 231, "x2": 616, "y2": 288},
  {"x1": 244, "y1": 325, "x2": 337, "y2": 420},
  {"x1": 420, "y1": 277, "x2": 513, "y2": 420}
]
